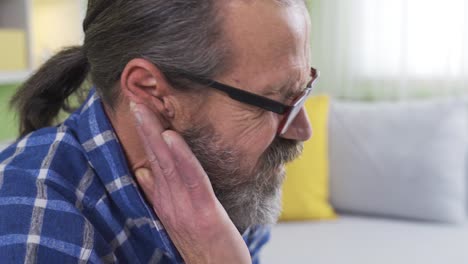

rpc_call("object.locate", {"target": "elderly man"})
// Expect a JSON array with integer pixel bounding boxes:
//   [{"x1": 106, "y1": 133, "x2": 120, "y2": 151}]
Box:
[{"x1": 0, "y1": 0, "x2": 314, "y2": 263}]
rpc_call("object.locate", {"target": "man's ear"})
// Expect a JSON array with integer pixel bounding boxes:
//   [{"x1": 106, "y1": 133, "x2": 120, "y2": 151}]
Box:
[{"x1": 120, "y1": 58, "x2": 175, "y2": 119}]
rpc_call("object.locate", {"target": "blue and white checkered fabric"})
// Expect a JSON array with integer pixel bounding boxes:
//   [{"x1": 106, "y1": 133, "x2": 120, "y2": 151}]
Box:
[{"x1": 0, "y1": 89, "x2": 270, "y2": 263}]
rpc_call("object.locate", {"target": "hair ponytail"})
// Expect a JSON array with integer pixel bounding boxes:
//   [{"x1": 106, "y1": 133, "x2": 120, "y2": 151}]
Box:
[
  {"x1": 11, "y1": 0, "x2": 233, "y2": 137},
  {"x1": 10, "y1": 46, "x2": 89, "y2": 138}
]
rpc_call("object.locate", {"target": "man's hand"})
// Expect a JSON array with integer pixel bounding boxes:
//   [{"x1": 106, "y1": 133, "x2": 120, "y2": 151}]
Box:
[{"x1": 130, "y1": 102, "x2": 251, "y2": 264}]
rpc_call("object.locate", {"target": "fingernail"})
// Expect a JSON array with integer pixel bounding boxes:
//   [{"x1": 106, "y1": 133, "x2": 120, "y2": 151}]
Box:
[
  {"x1": 135, "y1": 168, "x2": 151, "y2": 185},
  {"x1": 129, "y1": 101, "x2": 142, "y2": 125},
  {"x1": 162, "y1": 133, "x2": 172, "y2": 148},
  {"x1": 134, "y1": 111, "x2": 143, "y2": 125}
]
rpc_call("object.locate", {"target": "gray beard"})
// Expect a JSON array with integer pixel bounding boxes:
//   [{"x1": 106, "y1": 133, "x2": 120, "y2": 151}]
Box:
[{"x1": 182, "y1": 125, "x2": 303, "y2": 234}]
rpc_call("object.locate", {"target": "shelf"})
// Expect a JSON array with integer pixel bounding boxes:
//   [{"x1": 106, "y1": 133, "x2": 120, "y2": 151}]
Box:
[{"x1": 0, "y1": 70, "x2": 31, "y2": 85}]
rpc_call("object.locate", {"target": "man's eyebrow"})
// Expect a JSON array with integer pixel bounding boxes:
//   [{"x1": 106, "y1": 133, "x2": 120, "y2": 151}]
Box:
[
  {"x1": 261, "y1": 76, "x2": 297, "y2": 97},
  {"x1": 260, "y1": 68, "x2": 311, "y2": 100},
  {"x1": 278, "y1": 79, "x2": 309, "y2": 100}
]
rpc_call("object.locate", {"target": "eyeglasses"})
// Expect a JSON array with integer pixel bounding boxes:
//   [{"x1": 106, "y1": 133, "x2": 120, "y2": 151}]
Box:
[{"x1": 188, "y1": 67, "x2": 319, "y2": 136}]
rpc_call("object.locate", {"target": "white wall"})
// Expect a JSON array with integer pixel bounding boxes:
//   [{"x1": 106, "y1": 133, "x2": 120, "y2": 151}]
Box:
[{"x1": 31, "y1": 0, "x2": 84, "y2": 68}]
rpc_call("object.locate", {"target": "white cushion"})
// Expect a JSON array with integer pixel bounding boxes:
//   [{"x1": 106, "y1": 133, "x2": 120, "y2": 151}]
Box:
[
  {"x1": 262, "y1": 215, "x2": 468, "y2": 264},
  {"x1": 328, "y1": 98, "x2": 467, "y2": 223}
]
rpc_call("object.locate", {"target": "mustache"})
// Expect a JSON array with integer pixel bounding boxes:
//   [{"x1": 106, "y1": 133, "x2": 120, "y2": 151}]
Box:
[
  {"x1": 181, "y1": 123, "x2": 303, "y2": 182},
  {"x1": 251, "y1": 137, "x2": 303, "y2": 195},
  {"x1": 261, "y1": 137, "x2": 304, "y2": 168}
]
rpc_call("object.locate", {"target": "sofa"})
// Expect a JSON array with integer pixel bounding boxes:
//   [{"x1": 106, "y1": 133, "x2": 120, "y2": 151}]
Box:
[
  {"x1": 262, "y1": 97, "x2": 468, "y2": 263},
  {"x1": 261, "y1": 215, "x2": 468, "y2": 263}
]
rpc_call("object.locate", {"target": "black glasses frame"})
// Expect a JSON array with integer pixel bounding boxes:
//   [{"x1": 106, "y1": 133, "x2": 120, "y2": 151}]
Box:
[{"x1": 188, "y1": 67, "x2": 319, "y2": 135}]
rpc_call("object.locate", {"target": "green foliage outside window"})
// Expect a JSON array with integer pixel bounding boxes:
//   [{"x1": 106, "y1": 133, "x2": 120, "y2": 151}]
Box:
[{"x1": 0, "y1": 84, "x2": 19, "y2": 141}]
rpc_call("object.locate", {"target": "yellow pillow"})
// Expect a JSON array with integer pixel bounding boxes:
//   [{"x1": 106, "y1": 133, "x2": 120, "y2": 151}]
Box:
[{"x1": 280, "y1": 95, "x2": 336, "y2": 221}]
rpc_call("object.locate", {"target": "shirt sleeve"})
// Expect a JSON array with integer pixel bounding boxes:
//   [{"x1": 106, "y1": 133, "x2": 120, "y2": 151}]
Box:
[{"x1": 0, "y1": 170, "x2": 113, "y2": 264}]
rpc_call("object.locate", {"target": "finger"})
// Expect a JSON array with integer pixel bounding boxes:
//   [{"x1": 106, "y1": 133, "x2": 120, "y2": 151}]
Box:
[
  {"x1": 131, "y1": 102, "x2": 187, "y2": 197},
  {"x1": 131, "y1": 102, "x2": 178, "y2": 181},
  {"x1": 130, "y1": 101, "x2": 172, "y2": 206},
  {"x1": 162, "y1": 130, "x2": 217, "y2": 209},
  {"x1": 133, "y1": 127, "x2": 172, "y2": 211}
]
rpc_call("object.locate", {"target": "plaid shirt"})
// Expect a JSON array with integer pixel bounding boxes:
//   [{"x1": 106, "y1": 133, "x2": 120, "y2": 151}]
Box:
[{"x1": 0, "y1": 89, "x2": 270, "y2": 263}]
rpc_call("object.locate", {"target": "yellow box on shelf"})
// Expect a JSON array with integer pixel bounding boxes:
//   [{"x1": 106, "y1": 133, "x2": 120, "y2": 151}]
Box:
[{"x1": 0, "y1": 29, "x2": 27, "y2": 71}]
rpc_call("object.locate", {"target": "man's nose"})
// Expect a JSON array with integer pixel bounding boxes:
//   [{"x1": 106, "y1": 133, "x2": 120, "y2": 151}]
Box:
[{"x1": 279, "y1": 107, "x2": 313, "y2": 141}]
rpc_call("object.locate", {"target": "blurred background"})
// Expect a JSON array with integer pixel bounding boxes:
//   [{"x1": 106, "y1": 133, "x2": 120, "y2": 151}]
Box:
[
  {"x1": 0, "y1": 0, "x2": 86, "y2": 142},
  {"x1": 309, "y1": 0, "x2": 468, "y2": 100}
]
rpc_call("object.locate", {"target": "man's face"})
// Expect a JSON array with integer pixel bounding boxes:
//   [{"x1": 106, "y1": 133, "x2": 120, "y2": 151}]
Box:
[{"x1": 176, "y1": 1, "x2": 312, "y2": 233}]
